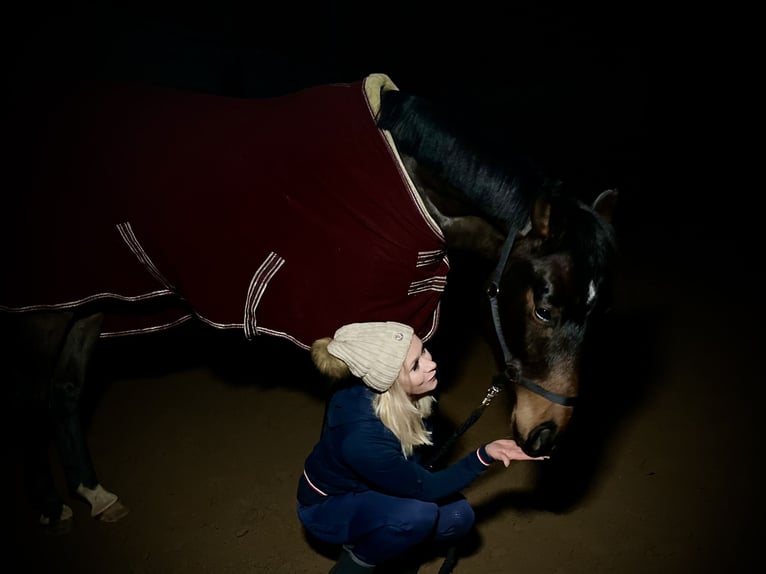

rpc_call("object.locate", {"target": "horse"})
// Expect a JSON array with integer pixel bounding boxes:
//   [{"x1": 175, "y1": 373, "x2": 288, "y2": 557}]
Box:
[{"x1": 2, "y1": 73, "x2": 618, "y2": 532}]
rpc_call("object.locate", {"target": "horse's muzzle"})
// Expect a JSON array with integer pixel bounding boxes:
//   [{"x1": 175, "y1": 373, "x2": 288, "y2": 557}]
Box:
[{"x1": 522, "y1": 421, "x2": 558, "y2": 457}]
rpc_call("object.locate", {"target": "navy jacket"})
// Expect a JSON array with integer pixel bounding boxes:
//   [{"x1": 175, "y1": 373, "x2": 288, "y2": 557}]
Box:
[{"x1": 298, "y1": 383, "x2": 494, "y2": 505}]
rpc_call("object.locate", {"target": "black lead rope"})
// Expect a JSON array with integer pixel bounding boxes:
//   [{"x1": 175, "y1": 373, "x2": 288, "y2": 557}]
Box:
[
  {"x1": 425, "y1": 224, "x2": 521, "y2": 471},
  {"x1": 423, "y1": 375, "x2": 507, "y2": 471},
  {"x1": 425, "y1": 226, "x2": 521, "y2": 574},
  {"x1": 424, "y1": 376, "x2": 507, "y2": 574}
]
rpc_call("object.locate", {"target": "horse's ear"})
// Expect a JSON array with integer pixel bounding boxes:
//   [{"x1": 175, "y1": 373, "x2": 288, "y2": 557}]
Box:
[
  {"x1": 531, "y1": 197, "x2": 551, "y2": 239},
  {"x1": 592, "y1": 189, "x2": 618, "y2": 225}
]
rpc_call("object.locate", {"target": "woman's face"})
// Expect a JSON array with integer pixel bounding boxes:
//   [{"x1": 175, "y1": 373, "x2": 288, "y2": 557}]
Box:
[{"x1": 397, "y1": 334, "x2": 438, "y2": 397}]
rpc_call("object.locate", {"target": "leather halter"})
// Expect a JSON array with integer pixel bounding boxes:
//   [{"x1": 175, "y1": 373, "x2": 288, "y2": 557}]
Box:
[
  {"x1": 423, "y1": 222, "x2": 578, "y2": 473},
  {"x1": 487, "y1": 224, "x2": 578, "y2": 408}
]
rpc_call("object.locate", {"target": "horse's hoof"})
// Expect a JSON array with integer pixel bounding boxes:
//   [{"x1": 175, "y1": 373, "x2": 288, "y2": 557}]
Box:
[
  {"x1": 96, "y1": 500, "x2": 130, "y2": 523},
  {"x1": 39, "y1": 504, "x2": 74, "y2": 535}
]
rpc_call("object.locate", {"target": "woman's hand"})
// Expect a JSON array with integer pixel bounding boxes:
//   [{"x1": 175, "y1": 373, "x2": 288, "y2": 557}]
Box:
[{"x1": 485, "y1": 439, "x2": 549, "y2": 467}]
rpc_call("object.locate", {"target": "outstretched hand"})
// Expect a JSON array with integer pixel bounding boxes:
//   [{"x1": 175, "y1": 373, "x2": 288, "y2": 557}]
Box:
[{"x1": 485, "y1": 439, "x2": 549, "y2": 467}]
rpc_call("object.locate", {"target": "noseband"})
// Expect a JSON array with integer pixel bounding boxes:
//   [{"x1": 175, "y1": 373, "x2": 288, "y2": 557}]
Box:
[{"x1": 486, "y1": 224, "x2": 577, "y2": 408}]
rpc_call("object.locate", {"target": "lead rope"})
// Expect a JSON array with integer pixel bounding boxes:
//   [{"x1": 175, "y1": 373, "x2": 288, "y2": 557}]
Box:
[
  {"x1": 426, "y1": 225, "x2": 521, "y2": 574},
  {"x1": 424, "y1": 224, "x2": 520, "y2": 470},
  {"x1": 425, "y1": 378, "x2": 505, "y2": 574},
  {"x1": 423, "y1": 378, "x2": 506, "y2": 471}
]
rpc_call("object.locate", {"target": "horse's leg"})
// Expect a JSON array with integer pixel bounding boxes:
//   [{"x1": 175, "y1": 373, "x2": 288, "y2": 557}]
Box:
[
  {"x1": 6, "y1": 311, "x2": 76, "y2": 533},
  {"x1": 50, "y1": 312, "x2": 129, "y2": 523}
]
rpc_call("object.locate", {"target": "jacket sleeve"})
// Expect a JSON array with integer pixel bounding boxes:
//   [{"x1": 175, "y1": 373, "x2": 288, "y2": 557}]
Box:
[{"x1": 340, "y1": 422, "x2": 495, "y2": 502}]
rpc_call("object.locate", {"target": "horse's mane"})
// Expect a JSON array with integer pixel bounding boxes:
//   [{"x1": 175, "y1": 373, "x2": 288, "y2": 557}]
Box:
[
  {"x1": 377, "y1": 89, "x2": 617, "y2": 312},
  {"x1": 377, "y1": 90, "x2": 553, "y2": 234}
]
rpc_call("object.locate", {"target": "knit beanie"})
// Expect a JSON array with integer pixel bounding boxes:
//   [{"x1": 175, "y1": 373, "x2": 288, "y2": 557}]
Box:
[{"x1": 319, "y1": 322, "x2": 414, "y2": 392}]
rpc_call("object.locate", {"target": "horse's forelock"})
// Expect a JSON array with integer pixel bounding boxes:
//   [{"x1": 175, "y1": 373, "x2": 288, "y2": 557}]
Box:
[{"x1": 545, "y1": 195, "x2": 617, "y2": 298}]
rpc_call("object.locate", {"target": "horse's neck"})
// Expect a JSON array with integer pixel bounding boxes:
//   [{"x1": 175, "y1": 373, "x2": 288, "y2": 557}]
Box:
[
  {"x1": 379, "y1": 91, "x2": 537, "y2": 246},
  {"x1": 399, "y1": 155, "x2": 506, "y2": 258}
]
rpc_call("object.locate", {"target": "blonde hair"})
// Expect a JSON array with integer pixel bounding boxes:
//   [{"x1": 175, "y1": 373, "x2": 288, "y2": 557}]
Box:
[
  {"x1": 374, "y1": 378, "x2": 435, "y2": 457},
  {"x1": 312, "y1": 335, "x2": 436, "y2": 457}
]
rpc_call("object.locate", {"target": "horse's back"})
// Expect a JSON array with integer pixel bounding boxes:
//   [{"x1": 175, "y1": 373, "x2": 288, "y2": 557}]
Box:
[{"x1": 3, "y1": 77, "x2": 448, "y2": 346}]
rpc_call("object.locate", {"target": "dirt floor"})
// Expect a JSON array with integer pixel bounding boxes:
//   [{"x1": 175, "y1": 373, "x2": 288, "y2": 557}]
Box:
[{"x1": 11, "y1": 196, "x2": 762, "y2": 574}]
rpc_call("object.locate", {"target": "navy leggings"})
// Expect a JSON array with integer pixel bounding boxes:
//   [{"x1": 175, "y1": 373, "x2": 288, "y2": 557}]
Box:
[{"x1": 297, "y1": 490, "x2": 474, "y2": 565}]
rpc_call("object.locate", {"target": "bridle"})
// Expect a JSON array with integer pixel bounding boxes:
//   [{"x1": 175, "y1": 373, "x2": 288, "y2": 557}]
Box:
[
  {"x1": 424, "y1": 222, "x2": 577, "y2": 470},
  {"x1": 486, "y1": 222, "x2": 578, "y2": 408},
  {"x1": 428, "y1": 222, "x2": 579, "y2": 574}
]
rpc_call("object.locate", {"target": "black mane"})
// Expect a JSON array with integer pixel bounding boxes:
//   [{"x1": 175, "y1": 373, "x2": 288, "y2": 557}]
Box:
[{"x1": 377, "y1": 90, "x2": 550, "y2": 234}]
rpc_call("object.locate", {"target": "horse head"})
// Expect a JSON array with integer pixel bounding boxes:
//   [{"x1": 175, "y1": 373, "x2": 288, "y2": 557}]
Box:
[
  {"x1": 491, "y1": 188, "x2": 618, "y2": 456},
  {"x1": 377, "y1": 85, "x2": 619, "y2": 457}
]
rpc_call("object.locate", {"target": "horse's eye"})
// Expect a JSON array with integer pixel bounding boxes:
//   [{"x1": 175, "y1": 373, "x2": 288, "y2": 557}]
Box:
[{"x1": 534, "y1": 307, "x2": 552, "y2": 323}]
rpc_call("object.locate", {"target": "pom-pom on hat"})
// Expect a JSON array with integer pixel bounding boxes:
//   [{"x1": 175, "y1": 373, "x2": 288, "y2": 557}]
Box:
[{"x1": 311, "y1": 322, "x2": 414, "y2": 392}]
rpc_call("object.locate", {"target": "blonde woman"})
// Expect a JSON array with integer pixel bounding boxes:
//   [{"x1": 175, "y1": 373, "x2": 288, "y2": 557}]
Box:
[{"x1": 297, "y1": 322, "x2": 546, "y2": 573}]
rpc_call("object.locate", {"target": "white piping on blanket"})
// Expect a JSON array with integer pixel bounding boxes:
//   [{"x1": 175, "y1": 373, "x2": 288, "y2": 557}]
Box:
[
  {"x1": 244, "y1": 251, "x2": 285, "y2": 340},
  {"x1": 116, "y1": 222, "x2": 175, "y2": 291}
]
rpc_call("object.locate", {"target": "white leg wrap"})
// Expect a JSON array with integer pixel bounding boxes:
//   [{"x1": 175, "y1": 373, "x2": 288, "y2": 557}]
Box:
[
  {"x1": 39, "y1": 503, "x2": 73, "y2": 525},
  {"x1": 76, "y1": 483, "x2": 119, "y2": 517}
]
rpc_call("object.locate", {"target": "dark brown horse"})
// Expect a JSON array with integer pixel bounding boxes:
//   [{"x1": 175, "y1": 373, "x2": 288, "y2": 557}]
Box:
[{"x1": 2, "y1": 74, "x2": 617, "y2": 530}]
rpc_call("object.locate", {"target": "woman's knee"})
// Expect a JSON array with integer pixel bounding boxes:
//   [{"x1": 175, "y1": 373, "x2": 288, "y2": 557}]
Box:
[
  {"x1": 408, "y1": 500, "x2": 439, "y2": 534},
  {"x1": 435, "y1": 499, "x2": 475, "y2": 540}
]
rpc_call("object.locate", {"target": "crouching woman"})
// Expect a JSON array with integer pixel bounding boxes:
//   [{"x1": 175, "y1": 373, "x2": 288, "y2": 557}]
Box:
[{"x1": 296, "y1": 321, "x2": 547, "y2": 573}]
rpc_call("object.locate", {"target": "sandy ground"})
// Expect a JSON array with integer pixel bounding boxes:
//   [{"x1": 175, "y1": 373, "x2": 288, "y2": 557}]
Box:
[{"x1": 11, "y1": 195, "x2": 763, "y2": 574}]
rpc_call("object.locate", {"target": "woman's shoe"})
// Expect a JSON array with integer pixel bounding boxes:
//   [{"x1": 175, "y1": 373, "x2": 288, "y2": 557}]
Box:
[{"x1": 329, "y1": 547, "x2": 374, "y2": 573}]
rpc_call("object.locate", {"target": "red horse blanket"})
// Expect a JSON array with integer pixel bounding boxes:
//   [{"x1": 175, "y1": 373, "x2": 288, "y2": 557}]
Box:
[{"x1": 1, "y1": 74, "x2": 448, "y2": 348}]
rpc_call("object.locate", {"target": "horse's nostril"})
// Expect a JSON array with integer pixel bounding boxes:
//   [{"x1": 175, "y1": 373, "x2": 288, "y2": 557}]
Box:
[{"x1": 526, "y1": 422, "x2": 557, "y2": 457}]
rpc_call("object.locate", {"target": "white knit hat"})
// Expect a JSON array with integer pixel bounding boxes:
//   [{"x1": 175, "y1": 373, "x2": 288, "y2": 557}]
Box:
[{"x1": 324, "y1": 322, "x2": 414, "y2": 392}]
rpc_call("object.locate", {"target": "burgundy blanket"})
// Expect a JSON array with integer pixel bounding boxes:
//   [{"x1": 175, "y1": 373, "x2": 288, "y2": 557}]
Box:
[{"x1": 1, "y1": 74, "x2": 448, "y2": 349}]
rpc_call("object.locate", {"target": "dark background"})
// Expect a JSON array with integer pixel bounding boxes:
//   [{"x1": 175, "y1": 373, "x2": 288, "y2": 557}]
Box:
[
  {"x1": 6, "y1": 2, "x2": 644, "y2": 190},
  {"x1": 6, "y1": 0, "x2": 654, "y2": 282}
]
